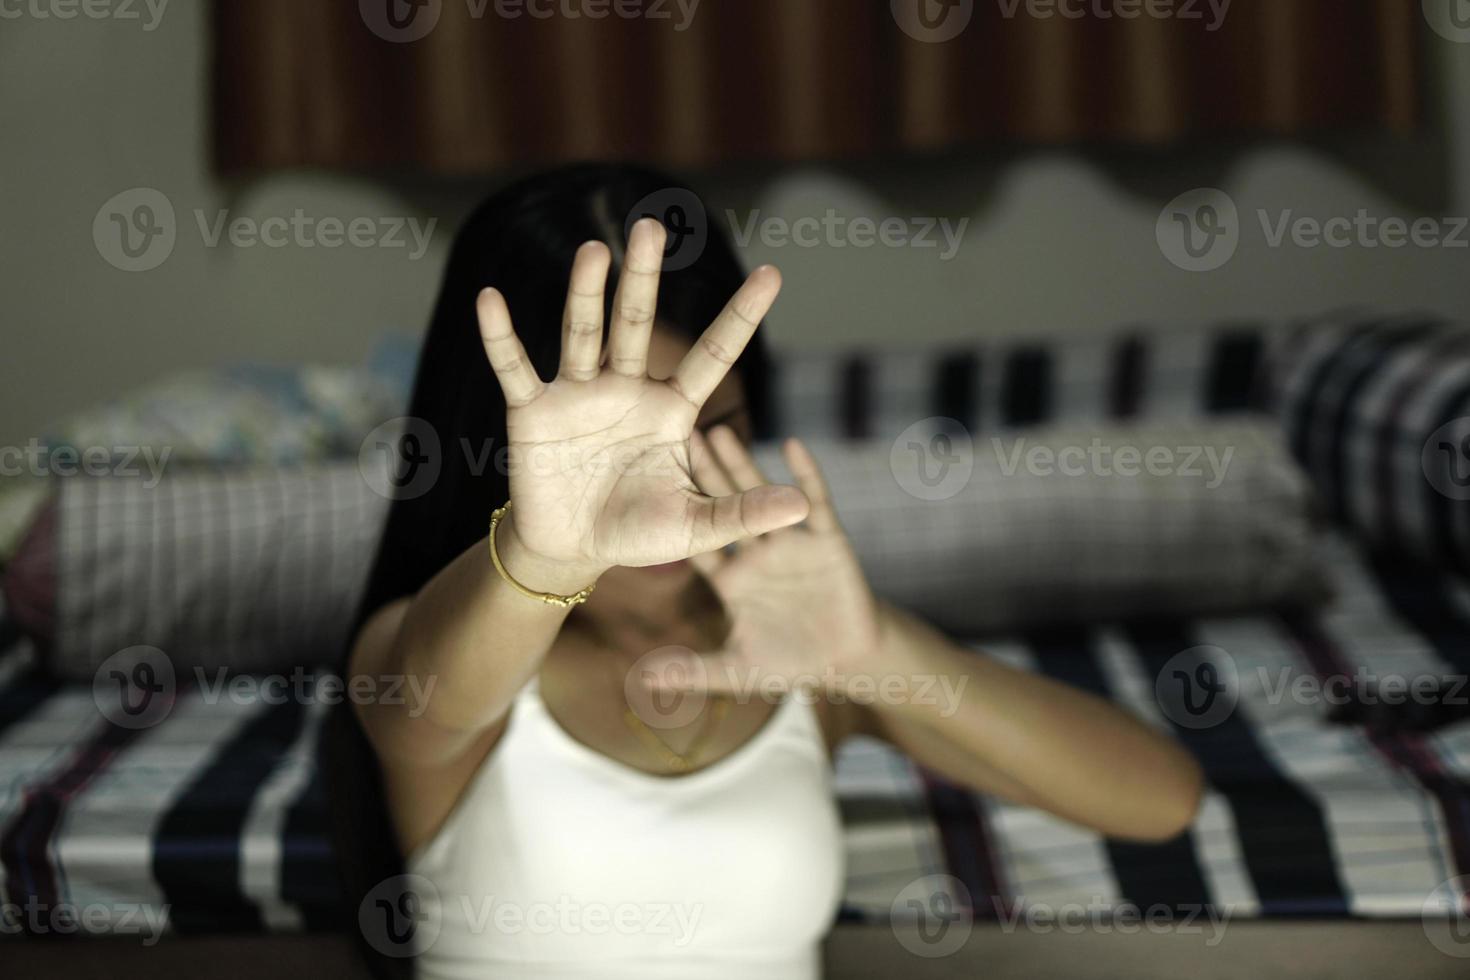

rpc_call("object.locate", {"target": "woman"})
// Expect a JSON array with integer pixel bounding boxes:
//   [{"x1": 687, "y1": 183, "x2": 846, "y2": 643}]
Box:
[{"x1": 330, "y1": 163, "x2": 1203, "y2": 979}]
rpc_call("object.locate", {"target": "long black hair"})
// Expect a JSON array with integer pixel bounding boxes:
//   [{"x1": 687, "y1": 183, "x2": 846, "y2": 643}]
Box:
[{"x1": 322, "y1": 163, "x2": 775, "y2": 976}]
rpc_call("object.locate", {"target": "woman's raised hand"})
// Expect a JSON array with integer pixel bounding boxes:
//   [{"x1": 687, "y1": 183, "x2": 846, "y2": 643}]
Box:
[{"x1": 476, "y1": 219, "x2": 809, "y2": 574}]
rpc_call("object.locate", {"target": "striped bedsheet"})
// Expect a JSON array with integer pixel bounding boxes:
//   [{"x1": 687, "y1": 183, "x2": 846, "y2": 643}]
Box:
[
  {"x1": 2, "y1": 527, "x2": 1469, "y2": 937},
  {"x1": 839, "y1": 532, "x2": 1470, "y2": 924}
]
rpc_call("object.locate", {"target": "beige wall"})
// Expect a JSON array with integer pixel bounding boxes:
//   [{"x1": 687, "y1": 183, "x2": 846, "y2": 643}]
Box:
[{"x1": 4, "y1": 2, "x2": 1470, "y2": 448}]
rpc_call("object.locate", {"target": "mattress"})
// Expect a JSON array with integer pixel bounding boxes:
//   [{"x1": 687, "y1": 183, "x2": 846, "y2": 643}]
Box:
[{"x1": 2, "y1": 532, "x2": 1468, "y2": 939}]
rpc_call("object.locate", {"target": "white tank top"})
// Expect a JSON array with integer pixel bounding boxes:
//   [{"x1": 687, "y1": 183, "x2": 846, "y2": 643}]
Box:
[{"x1": 405, "y1": 679, "x2": 846, "y2": 980}]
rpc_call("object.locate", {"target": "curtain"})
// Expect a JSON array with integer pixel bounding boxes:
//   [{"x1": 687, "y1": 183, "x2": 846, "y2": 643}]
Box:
[{"x1": 212, "y1": 0, "x2": 1420, "y2": 175}]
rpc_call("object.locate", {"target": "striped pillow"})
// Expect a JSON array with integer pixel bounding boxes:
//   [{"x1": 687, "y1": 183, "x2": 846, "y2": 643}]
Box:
[
  {"x1": 32, "y1": 466, "x2": 388, "y2": 681},
  {"x1": 12, "y1": 419, "x2": 1326, "y2": 680},
  {"x1": 1271, "y1": 311, "x2": 1470, "y2": 574},
  {"x1": 756, "y1": 421, "x2": 1327, "y2": 638}
]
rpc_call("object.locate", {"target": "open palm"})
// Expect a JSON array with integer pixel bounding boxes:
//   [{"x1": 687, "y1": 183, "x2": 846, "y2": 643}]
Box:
[
  {"x1": 477, "y1": 219, "x2": 809, "y2": 570},
  {"x1": 679, "y1": 428, "x2": 883, "y2": 695}
]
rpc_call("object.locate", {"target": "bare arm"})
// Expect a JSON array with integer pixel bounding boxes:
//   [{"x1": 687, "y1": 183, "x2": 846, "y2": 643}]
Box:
[
  {"x1": 851, "y1": 604, "x2": 1204, "y2": 842},
  {"x1": 350, "y1": 512, "x2": 602, "y2": 766},
  {"x1": 661, "y1": 430, "x2": 1204, "y2": 845},
  {"x1": 349, "y1": 222, "x2": 808, "y2": 853}
]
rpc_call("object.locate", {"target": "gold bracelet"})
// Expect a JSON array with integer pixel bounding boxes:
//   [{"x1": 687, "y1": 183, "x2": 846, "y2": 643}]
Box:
[{"x1": 488, "y1": 501, "x2": 596, "y2": 608}]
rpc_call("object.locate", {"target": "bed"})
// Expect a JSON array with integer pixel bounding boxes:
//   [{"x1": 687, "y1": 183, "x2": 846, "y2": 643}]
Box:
[{"x1": 4, "y1": 315, "x2": 1470, "y2": 976}]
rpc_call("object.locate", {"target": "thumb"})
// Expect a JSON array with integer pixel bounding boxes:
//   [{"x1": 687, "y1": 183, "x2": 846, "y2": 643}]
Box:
[{"x1": 684, "y1": 484, "x2": 808, "y2": 555}]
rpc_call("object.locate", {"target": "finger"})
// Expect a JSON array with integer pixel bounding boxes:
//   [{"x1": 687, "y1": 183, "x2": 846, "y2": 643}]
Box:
[
  {"x1": 670, "y1": 265, "x2": 781, "y2": 409},
  {"x1": 476, "y1": 288, "x2": 544, "y2": 407},
  {"x1": 683, "y1": 483, "x2": 808, "y2": 556},
  {"x1": 606, "y1": 218, "x2": 665, "y2": 378},
  {"x1": 559, "y1": 241, "x2": 611, "y2": 381},
  {"x1": 707, "y1": 425, "x2": 769, "y2": 492},
  {"x1": 689, "y1": 428, "x2": 737, "y2": 497},
  {"x1": 782, "y1": 437, "x2": 839, "y2": 533}
]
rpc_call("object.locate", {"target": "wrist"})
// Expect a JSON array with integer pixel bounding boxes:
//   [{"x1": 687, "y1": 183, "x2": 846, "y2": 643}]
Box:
[
  {"x1": 825, "y1": 605, "x2": 919, "y2": 705},
  {"x1": 495, "y1": 510, "x2": 608, "y2": 597}
]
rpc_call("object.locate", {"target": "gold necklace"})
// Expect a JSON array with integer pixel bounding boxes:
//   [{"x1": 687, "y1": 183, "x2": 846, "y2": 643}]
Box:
[{"x1": 622, "y1": 698, "x2": 730, "y2": 774}]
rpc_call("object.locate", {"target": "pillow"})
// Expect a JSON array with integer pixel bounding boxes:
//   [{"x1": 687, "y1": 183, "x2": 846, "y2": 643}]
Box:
[
  {"x1": 34, "y1": 362, "x2": 407, "y2": 470},
  {"x1": 20, "y1": 465, "x2": 388, "y2": 680},
  {"x1": 1270, "y1": 311, "x2": 1470, "y2": 573},
  {"x1": 0, "y1": 352, "x2": 410, "y2": 565},
  {"x1": 6, "y1": 420, "x2": 1326, "y2": 680},
  {"x1": 753, "y1": 418, "x2": 1329, "y2": 636}
]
